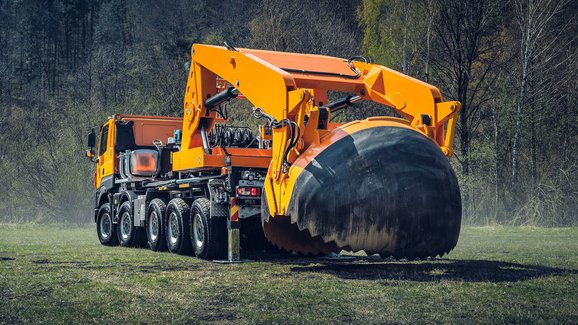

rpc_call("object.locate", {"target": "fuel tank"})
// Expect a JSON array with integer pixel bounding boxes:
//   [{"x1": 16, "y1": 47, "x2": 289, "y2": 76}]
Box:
[{"x1": 262, "y1": 119, "x2": 462, "y2": 258}]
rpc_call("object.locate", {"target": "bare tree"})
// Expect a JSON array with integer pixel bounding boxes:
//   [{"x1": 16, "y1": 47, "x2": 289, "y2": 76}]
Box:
[
  {"x1": 249, "y1": 0, "x2": 360, "y2": 57},
  {"x1": 511, "y1": 0, "x2": 570, "y2": 194},
  {"x1": 433, "y1": 0, "x2": 505, "y2": 178},
  {"x1": 423, "y1": 0, "x2": 435, "y2": 82}
]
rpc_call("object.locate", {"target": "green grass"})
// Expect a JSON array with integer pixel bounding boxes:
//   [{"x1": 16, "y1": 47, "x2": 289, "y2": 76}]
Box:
[{"x1": 0, "y1": 225, "x2": 577, "y2": 324}]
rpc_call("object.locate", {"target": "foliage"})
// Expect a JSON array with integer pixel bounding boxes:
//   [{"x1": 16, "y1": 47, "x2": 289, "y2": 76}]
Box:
[
  {"x1": 0, "y1": 0, "x2": 576, "y2": 225},
  {"x1": 358, "y1": 0, "x2": 577, "y2": 225}
]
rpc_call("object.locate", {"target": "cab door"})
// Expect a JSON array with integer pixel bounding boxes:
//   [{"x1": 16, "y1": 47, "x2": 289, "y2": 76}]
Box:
[{"x1": 95, "y1": 119, "x2": 115, "y2": 189}]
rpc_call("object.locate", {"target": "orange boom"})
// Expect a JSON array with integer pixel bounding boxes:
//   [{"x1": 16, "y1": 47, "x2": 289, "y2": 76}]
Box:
[{"x1": 86, "y1": 44, "x2": 461, "y2": 261}]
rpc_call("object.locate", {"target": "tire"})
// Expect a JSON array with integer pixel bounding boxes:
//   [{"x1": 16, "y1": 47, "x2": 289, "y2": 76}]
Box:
[
  {"x1": 117, "y1": 201, "x2": 145, "y2": 247},
  {"x1": 165, "y1": 198, "x2": 192, "y2": 255},
  {"x1": 190, "y1": 198, "x2": 226, "y2": 260},
  {"x1": 97, "y1": 202, "x2": 118, "y2": 246},
  {"x1": 146, "y1": 198, "x2": 167, "y2": 251}
]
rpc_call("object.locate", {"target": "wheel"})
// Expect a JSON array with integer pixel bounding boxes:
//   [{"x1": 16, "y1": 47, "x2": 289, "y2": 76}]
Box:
[
  {"x1": 117, "y1": 201, "x2": 145, "y2": 247},
  {"x1": 190, "y1": 198, "x2": 226, "y2": 260},
  {"x1": 96, "y1": 202, "x2": 118, "y2": 246},
  {"x1": 146, "y1": 198, "x2": 167, "y2": 251},
  {"x1": 165, "y1": 198, "x2": 192, "y2": 255}
]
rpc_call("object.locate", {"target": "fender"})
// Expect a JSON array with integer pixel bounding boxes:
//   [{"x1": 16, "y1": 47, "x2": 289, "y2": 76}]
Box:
[
  {"x1": 113, "y1": 190, "x2": 139, "y2": 223},
  {"x1": 94, "y1": 174, "x2": 116, "y2": 222},
  {"x1": 94, "y1": 187, "x2": 112, "y2": 223}
]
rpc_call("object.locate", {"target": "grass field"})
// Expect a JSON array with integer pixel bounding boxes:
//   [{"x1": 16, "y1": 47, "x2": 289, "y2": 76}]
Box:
[{"x1": 0, "y1": 225, "x2": 576, "y2": 324}]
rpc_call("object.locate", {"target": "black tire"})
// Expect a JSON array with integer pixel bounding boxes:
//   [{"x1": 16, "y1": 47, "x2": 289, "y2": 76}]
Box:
[
  {"x1": 165, "y1": 198, "x2": 192, "y2": 255},
  {"x1": 190, "y1": 198, "x2": 226, "y2": 260},
  {"x1": 96, "y1": 202, "x2": 118, "y2": 246},
  {"x1": 146, "y1": 198, "x2": 167, "y2": 251},
  {"x1": 117, "y1": 201, "x2": 146, "y2": 247}
]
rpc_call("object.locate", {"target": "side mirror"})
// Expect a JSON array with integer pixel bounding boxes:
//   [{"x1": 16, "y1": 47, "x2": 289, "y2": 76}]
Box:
[
  {"x1": 86, "y1": 130, "x2": 97, "y2": 162},
  {"x1": 87, "y1": 130, "x2": 96, "y2": 148}
]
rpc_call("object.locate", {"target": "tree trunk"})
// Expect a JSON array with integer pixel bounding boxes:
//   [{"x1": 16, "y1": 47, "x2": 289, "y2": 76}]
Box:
[
  {"x1": 529, "y1": 74, "x2": 537, "y2": 185},
  {"x1": 401, "y1": 0, "x2": 409, "y2": 74},
  {"x1": 512, "y1": 11, "x2": 531, "y2": 196},
  {"x1": 424, "y1": 8, "x2": 433, "y2": 83},
  {"x1": 493, "y1": 97, "x2": 500, "y2": 222},
  {"x1": 460, "y1": 111, "x2": 469, "y2": 177}
]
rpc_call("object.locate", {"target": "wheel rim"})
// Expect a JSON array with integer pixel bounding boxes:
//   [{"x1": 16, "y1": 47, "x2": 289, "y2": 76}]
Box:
[
  {"x1": 99, "y1": 213, "x2": 112, "y2": 240},
  {"x1": 120, "y1": 212, "x2": 132, "y2": 240},
  {"x1": 168, "y1": 212, "x2": 179, "y2": 245},
  {"x1": 148, "y1": 211, "x2": 159, "y2": 242},
  {"x1": 193, "y1": 213, "x2": 204, "y2": 249}
]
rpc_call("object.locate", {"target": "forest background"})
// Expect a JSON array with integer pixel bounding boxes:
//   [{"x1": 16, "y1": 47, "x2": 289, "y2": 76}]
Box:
[{"x1": 0, "y1": 0, "x2": 576, "y2": 226}]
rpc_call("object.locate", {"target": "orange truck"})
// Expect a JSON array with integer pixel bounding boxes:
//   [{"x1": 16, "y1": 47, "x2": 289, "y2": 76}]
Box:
[{"x1": 86, "y1": 44, "x2": 462, "y2": 261}]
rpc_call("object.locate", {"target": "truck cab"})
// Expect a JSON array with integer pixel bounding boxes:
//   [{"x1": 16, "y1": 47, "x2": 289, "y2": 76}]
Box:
[{"x1": 88, "y1": 114, "x2": 183, "y2": 191}]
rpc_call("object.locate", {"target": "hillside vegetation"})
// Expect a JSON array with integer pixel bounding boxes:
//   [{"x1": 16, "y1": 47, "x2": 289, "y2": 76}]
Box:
[{"x1": 0, "y1": 0, "x2": 576, "y2": 225}]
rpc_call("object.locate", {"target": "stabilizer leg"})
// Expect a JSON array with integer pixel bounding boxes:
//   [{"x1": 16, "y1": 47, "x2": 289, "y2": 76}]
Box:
[
  {"x1": 215, "y1": 197, "x2": 251, "y2": 263},
  {"x1": 227, "y1": 197, "x2": 240, "y2": 261}
]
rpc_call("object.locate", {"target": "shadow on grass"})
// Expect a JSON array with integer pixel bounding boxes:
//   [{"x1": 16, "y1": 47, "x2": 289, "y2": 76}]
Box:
[
  {"x1": 29, "y1": 259, "x2": 194, "y2": 272},
  {"x1": 8, "y1": 251, "x2": 575, "y2": 284},
  {"x1": 287, "y1": 259, "x2": 577, "y2": 283}
]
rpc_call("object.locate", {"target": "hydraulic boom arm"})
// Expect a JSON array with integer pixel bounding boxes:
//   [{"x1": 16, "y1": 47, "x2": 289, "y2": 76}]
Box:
[{"x1": 173, "y1": 44, "x2": 462, "y2": 257}]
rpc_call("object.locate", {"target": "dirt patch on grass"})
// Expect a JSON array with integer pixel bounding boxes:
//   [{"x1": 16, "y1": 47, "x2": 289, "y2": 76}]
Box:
[
  {"x1": 135, "y1": 263, "x2": 192, "y2": 273},
  {"x1": 190, "y1": 286, "x2": 239, "y2": 322},
  {"x1": 31, "y1": 286, "x2": 54, "y2": 297},
  {"x1": 32, "y1": 259, "x2": 89, "y2": 265},
  {"x1": 30, "y1": 259, "x2": 193, "y2": 274}
]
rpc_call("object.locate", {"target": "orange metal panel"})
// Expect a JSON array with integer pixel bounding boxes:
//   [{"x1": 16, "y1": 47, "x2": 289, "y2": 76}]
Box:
[{"x1": 172, "y1": 147, "x2": 272, "y2": 172}]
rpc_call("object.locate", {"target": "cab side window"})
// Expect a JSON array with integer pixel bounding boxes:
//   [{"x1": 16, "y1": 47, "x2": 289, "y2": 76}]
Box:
[{"x1": 98, "y1": 125, "x2": 109, "y2": 156}]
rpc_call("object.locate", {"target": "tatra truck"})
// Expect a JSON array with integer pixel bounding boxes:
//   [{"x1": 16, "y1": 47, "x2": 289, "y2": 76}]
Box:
[{"x1": 86, "y1": 44, "x2": 462, "y2": 261}]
